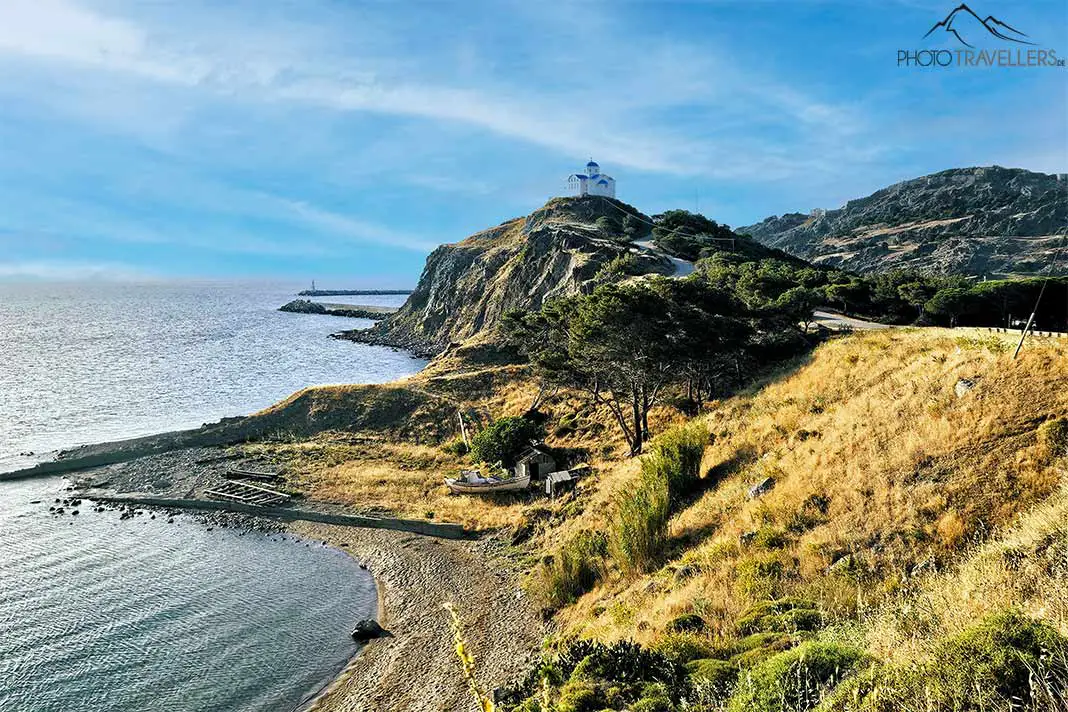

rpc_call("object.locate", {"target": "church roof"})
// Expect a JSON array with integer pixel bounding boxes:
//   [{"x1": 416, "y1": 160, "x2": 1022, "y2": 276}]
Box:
[
  {"x1": 587, "y1": 160, "x2": 599, "y2": 166},
  {"x1": 597, "y1": 179, "x2": 609, "y2": 185},
  {"x1": 569, "y1": 174, "x2": 588, "y2": 180}
]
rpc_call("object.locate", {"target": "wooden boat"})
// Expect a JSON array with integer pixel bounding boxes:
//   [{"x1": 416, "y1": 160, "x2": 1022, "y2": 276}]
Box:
[{"x1": 444, "y1": 469, "x2": 530, "y2": 495}]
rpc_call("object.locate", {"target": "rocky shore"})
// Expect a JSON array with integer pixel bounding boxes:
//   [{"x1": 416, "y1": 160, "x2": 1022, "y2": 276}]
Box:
[
  {"x1": 279, "y1": 299, "x2": 398, "y2": 321},
  {"x1": 298, "y1": 524, "x2": 544, "y2": 712}
]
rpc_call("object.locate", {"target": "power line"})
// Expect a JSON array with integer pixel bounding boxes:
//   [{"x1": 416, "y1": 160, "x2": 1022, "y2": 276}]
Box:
[
  {"x1": 601, "y1": 199, "x2": 737, "y2": 244},
  {"x1": 1013, "y1": 194, "x2": 1068, "y2": 358}
]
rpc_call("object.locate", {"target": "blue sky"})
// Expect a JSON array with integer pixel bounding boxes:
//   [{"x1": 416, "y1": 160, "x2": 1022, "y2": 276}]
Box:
[{"x1": 0, "y1": 0, "x2": 1065, "y2": 285}]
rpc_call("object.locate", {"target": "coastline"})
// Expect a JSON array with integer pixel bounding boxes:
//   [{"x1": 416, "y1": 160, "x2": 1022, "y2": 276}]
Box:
[
  {"x1": 30, "y1": 440, "x2": 543, "y2": 711},
  {"x1": 292, "y1": 521, "x2": 544, "y2": 712}
]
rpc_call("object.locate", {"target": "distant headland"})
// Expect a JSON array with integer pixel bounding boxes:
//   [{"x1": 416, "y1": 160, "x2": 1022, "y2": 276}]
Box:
[{"x1": 297, "y1": 289, "x2": 413, "y2": 296}]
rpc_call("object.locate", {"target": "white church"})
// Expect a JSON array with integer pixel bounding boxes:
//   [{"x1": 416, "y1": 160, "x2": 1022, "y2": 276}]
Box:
[{"x1": 567, "y1": 160, "x2": 616, "y2": 198}]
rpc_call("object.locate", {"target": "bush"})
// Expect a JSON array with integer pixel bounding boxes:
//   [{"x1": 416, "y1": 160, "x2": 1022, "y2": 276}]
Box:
[
  {"x1": 652, "y1": 632, "x2": 721, "y2": 664},
  {"x1": 727, "y1": 641, "x2": 866, "y2": 712},
  {"x1": 648, "y1": 421, "x2": 709, "y2": 501},
  {"x1": 533, "y1": 531, "x2": 608, "y2": 610},
  {"x1": 469, "y1": 415, "x2": 542, "y2": 466},
  {"x1": 442, "y1": 437, "x2": 470, "y2": 456},
  {"x1": 737, "y1": 599, "x2": 820, "y2": 635},
  {"x1": 824, "y1": 610, "x2": 1068, "y2": 711},
  {"x1": 687, "y1": 658, "x2": 739, "y2": 690},
  {"x1": 667, "y1": 613, "x2": 708, "y2": 634},
  {"x1": 610, "y1": 459, "x2": 671, "y2": 575},
  {"x1": 498, "y1": 640, "x2": 686, "y2": 711}
]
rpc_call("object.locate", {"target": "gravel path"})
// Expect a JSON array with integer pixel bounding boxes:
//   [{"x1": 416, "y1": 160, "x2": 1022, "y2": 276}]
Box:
[{"x1": 294, "y1": 522, "x2": 545, "y2": 712}]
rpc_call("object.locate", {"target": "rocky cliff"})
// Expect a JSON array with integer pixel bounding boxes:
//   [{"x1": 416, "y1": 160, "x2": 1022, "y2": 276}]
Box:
[
  {"x1": 340, "y1": 196, "x2": 671, "y2": 356},
  {"x1": 740, "y1": 167, "x2": 1067, "y2": 277}
]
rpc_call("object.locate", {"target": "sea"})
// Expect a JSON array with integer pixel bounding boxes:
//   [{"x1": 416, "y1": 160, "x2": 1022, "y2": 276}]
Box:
[{"x1": 0, "y1": 280, "x2": 426, "y2": 711}]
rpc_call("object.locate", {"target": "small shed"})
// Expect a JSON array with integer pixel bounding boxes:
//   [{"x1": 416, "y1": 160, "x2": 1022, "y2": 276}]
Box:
[{"x1": 515, "y1": 445, "x2": 556, "y2": 480}]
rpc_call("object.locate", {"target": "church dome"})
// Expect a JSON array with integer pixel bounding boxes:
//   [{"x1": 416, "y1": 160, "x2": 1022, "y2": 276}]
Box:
[{"x1": 587, "y1": 160, "x2": 599, "y2": 168}]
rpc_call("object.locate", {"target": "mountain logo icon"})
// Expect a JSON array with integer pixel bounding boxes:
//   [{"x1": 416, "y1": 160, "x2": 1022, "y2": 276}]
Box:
[{"x1": 924, "y1": 3, "x2": 1036, "y2": 48}]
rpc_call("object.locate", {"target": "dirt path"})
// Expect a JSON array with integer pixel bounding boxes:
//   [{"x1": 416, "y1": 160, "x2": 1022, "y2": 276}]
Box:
[{"x1": 295, "y1": 522, "x2": 544, "y2": 712}]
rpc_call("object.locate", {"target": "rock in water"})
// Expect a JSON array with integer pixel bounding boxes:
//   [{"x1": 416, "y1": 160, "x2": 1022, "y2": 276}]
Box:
[
  {"x1": 279, "y1": 299, "x2": 328, "y2": 314},
  {"x1": 351, "y1": 618, "x2": 389, "y2": 641}
]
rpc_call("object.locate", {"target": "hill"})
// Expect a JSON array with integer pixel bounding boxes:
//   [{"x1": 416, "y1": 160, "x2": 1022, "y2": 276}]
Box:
[
  {"x1": 338, "y1": 196, "x2": 673, "y2": 356},
  {"x1": 740, "y1": 167, "x2": 1067, "y2": 277}
]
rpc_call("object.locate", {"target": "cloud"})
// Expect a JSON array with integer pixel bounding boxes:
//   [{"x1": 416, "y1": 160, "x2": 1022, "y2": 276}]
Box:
[
  {"x1": 0, "y1": 0, "x2": 868, "y2": 180},
  {"x1": 0, "y1": 259, "x2": 159, "y2": 281}
]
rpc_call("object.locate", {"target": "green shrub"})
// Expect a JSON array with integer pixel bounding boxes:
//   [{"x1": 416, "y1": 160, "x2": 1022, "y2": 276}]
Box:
[
  {"x1": 442, "y1": 437, "x2": 470, "y2": 456},
  {"x1": 667, "y1": 613, "x2": 708, "y2": 634},
  {"x1": 687, "y1": 658, "x2": 739, "y2": 689},
  {"x1": 823, "y1": 610, "x2": 1068, "y2": 712},
  {"x1": 498, "y1": 640, "x2": 686, "y2": 711},
  {"x1": 652, "y1": 632, "x2": 720, "y2": 664},
  {"x1": 534, "y1": 531, "x2": 608, "y2": 610},
  {"x1": 728, "y1": 632, "x2": 803, "y2": 670},
  {"x1": 610, "y1": 460, "x2": 671, "y2": 575},
  {"x1": 727, "y1": 641, "x2": 866, "y2": 712},
  {"x1": 630, "y1": 683, "x2": 675, "y2": 712},
  {"x1": 737, "y1": 599, "x2": 821, "y2": 635},
  {"x1": 648, "y1": 421, "x2": 709, "y2": 501},
  {"x1": 469, "y1": 415, "x2": 542, "y2": 466},
  {"x1": 556, "y1": 678, "x2": 600, "y2": 712}
]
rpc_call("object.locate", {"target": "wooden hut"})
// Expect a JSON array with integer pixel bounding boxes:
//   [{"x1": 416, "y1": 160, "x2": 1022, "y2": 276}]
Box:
[{"x1": 514, "y1": 445, "x2": 556, "y2": 480}]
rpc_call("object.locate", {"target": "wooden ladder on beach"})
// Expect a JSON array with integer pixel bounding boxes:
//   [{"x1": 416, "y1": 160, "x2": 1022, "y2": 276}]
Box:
[{"x1": 204, "y1": 478, "x2": 291, "y2": 506}]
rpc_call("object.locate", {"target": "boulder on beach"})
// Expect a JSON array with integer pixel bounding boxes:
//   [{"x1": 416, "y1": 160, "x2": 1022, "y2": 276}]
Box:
[{"x1": 351, "y1": 618, "x2": 390, "y2": 641}]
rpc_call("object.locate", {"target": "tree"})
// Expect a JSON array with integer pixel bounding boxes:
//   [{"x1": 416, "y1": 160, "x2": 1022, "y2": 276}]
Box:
[
  {"x1": 470, "y1": 416, "x2": 542, "y2": 466},
  {"x1": 774, "y1": 287, "x2": 822, "y2": 332},
  {"x1": 924, "y1": 287, "x2": 972, "y2": 327},
  {"x1": 897, "y1": 281, "x2": 935, "y2": 319},
  {"x1": 824, "y1": 280, "x2": 868, "y2": 313},
  {"x1": 505, "y1": 279, "x2": 749, "y2": 455}
]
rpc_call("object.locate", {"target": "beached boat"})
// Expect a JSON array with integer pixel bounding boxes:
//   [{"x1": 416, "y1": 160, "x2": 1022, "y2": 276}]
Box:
[{"x1": 444, "y1": 469, "x2": 530, "y2": 495}]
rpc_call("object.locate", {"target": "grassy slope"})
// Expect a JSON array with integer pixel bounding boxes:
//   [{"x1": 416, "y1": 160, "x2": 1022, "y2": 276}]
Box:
[
  {"x1": 545, "y1": 328, "x2": 1067, "y2": 690},
  {"x1": 234, "y1": 327, "x2": 1066, "y2": 707}
]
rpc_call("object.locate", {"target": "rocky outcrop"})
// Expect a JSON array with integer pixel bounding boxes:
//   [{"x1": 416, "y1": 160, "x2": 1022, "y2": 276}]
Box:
[
  {"x1": 280, "y1": 299, "x2": 328, "y2": 314},
  {"x1": 337, "y1": 196, "x2": 671, "y2": 356},
  {"x1": 740, "y1": 167, "x2": 1067, "y2": 277},
  {"x1": 280, "y1": 299, "x2": 393, "y2": 320}
]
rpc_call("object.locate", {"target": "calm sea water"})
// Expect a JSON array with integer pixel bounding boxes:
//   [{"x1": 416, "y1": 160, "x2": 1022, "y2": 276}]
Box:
[
  {"x1": 0, "y1": 280, "x2": 421, "y2": 711},
  {"x1": 0, "y1": 476, "x2": 376, "y2": 712},
  {"x1": 0, "y1": 280, "x2": 424, "y2": 469}
]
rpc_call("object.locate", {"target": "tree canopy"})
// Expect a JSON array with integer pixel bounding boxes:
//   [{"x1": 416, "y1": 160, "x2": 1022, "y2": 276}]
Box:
[{"x1": 505, "y1": 278, "x2": 757, "y2": 455}]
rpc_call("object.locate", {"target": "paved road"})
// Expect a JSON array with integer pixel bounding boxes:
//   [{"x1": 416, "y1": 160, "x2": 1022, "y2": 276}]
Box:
[
  {"x1": 629, "y1": 238, "x2": 892, "y2": 331},
  {"x1": 812, "y1": 310, "x2": 890, "y2": 331},
  {"x1": 633, "y1": 238, "x2": 695, "y2": 277}
]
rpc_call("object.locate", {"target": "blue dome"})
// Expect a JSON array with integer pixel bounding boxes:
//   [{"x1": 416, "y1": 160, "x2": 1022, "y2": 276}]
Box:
[{"x1": 586, "y1": 160, "x2": 599, "y2": 167}]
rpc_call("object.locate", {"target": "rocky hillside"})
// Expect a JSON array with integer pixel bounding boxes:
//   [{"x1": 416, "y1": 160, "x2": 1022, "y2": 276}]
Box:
[
  {"x1": 740, "y1": 167, "x2": 1067, "y2": 277},
  {"x1": 341, "y1": 196, "x2": 672, "y2": 355}
]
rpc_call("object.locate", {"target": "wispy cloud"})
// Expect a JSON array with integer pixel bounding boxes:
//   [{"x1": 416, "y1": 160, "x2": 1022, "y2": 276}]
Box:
[{"x1": 0, "y1": 259, "x2": 159, "y2": 281}]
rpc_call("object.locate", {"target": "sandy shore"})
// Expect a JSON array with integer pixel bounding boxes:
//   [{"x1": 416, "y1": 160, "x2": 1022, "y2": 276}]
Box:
[{"x1": 293, "y1": 522, "x2": 545, "y2": 712}]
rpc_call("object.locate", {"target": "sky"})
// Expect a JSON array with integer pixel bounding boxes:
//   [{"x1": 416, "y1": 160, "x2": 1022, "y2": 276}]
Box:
[{"x1": 0, "y1": 0, "x2": 1065, "y2": 286}]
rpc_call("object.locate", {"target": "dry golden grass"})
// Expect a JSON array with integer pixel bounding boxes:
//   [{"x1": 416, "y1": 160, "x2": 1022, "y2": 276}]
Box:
[
  {"x1": 553, "y1": 329, "x2": 1068, "y2": 647},
  {"x1": 864, "y1": 478, "x2": 1068, "y2": 664}
]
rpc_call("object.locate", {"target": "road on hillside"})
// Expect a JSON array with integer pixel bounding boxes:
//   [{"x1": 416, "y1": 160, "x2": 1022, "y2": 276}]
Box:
[
  {"x1": 812, "y1": 310, "x2": 890, "y2": 331},
  {"x1": 631, "y1": 238, "x2": 891, "y2": 331},
  {"x1": 632, "y1": 238, "x2": 695, "y2": 277}
]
